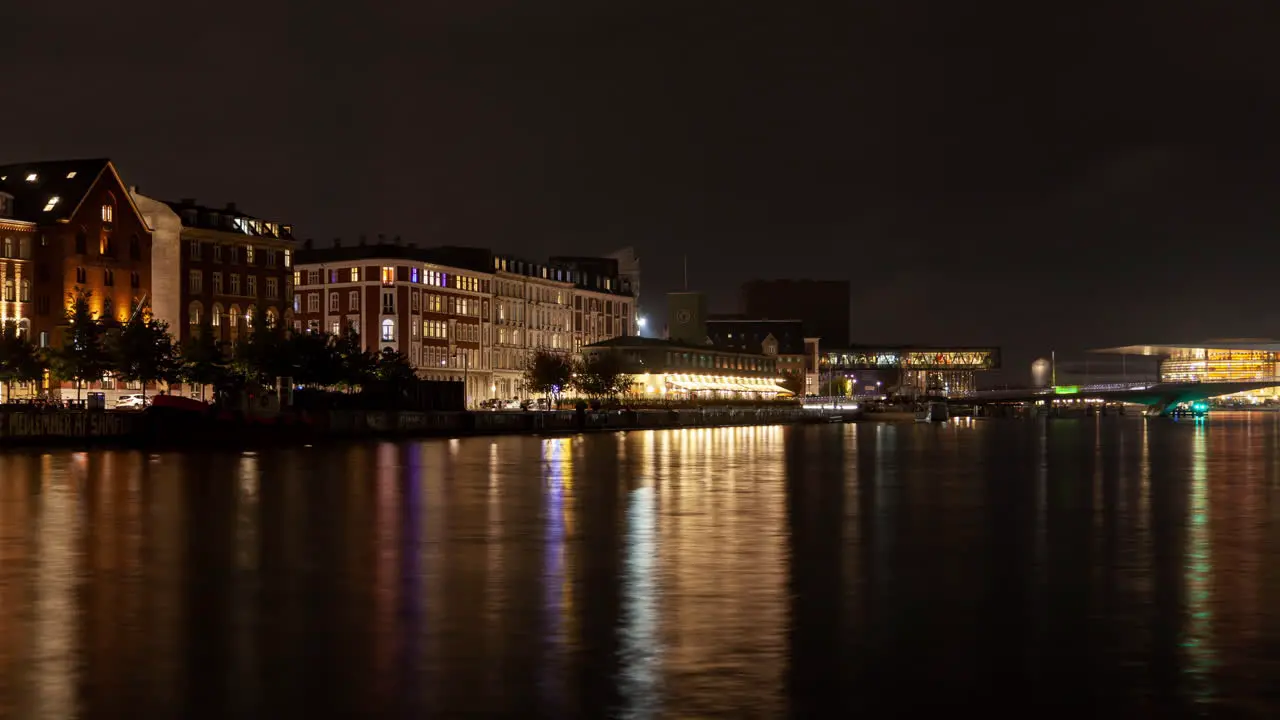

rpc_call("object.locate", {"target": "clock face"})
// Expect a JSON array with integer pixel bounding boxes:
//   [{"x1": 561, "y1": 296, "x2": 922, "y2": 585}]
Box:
[{"x1": 676, "y1": 309, "x2": 692, "y2": 324}]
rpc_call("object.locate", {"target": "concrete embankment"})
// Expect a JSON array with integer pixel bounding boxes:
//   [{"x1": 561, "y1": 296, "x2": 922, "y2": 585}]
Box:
[{"x1": 0, "y1": 407, "x2": 820, "y2": 449}]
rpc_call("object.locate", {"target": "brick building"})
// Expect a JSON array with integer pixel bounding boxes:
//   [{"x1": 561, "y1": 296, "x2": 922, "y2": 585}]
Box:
[
  {"x1": 294, "y1": 243, "x2": 492, "y2": 405},
  {"x1": 131, "y1": 194, "x2": 296, "y2": 342},
  {"x1": 0, "y1": 160, "x2": 153, "y2": 345}
]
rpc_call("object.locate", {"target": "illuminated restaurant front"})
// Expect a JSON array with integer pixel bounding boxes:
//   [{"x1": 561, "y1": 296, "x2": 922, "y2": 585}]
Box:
[{"x1": 581, "y1": 336, "x2": 793, "y2": 399}]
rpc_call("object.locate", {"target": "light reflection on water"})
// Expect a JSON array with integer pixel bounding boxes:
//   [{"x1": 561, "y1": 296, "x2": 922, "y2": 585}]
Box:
[{"x1": 5, "y1": 417, "x2": 1280, "y2": 714}]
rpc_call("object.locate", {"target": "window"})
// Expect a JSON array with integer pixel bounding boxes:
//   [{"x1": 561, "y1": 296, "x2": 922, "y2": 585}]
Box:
[
  {"x1": 350, "y1": 267, "x2": 359, "y2": 282},
  {"x1": 429, "y1": 294, "x2": 442, "y2": 312},
  {"x1": 348, "y1": 290, "x2": 359, "y2": 310},
  {"x1": 423, "y1": 320, "x2": 448, "y2": 338},
  {"x1": 212, "y1": 303, "x2": 223, "y2": 326},
  {"x1": 189, "y1": 240, "x2": 201, "y2": 260},
  {"x1": 100, "y1": 232, "x2": 113, "y2": 256},
  {"x1": 189, "y1": 301, "x2": 202, "y2": 325},
  {"x1": 328, "y1": 269, "x2": 337, "y2": 284},
  {"x1": 228, "y1": 306, "x2": 240, "y2": 329},
  {"x1": 381, "y1": 291, "x2": 394, "y2": 314},
  {"x1": 1, "y1": 280, "x2": 11, "y2": 301},
  {"x1": 1, "y1": 237, "x2": 10, "y2": 258},
  {"x1": 329, "y1": 292, "x2": 339, "y2": 312},
  {"x1": 265, "y1": 249, "x2": 276, "y2": 267},
  {"x1": 229, "y1": 246, "x2": 239, "y2": 264},
  {"x1": 411, "y1": 267, "x2": 419, "y2": 284},
  {"x1": 102, "y1": 204, "x2": 114, "y2": 223},
  {"x1": 411, "y1": 292, "x2": 420, "y2": 311},
  {"x1": 245, "y1": 305, "x2": 255, "y2": 329},
  {"x1": 102, "y1": 297, "x2": 114, "y2": 320},
  {"x1": 75, "y1": 231, "x2": 87, "y2": 254},
  {"x1": 293, "y1": 270, "x2": 301, "y2": 287},
  {"x1": 213, "y1": 245, "x2": 223, "y2": 263},
  {"x1": 130, "y1": 272, "x2": 140, "y2": 289},
  {"x1": 266, "y1": 278, "x2": 278, "y2": 299},
  {"x1": 266, "y1": 308, "x2": 278, "y2": 329},
  {"x1": 212, "y1": 272, "x2": 223, "y2": 294},
  {"x1": 19, "y1": 279, "x2": 29, "y2": 302},
  {"x1": 104, "y1": 269, "x2": 114, "y2": 287},
  {"x1": 18, "y1": 237, "x2": 30, "y2": 259},
  {"x1": 75, "y1": 267, "x2": 87, "y2": 284},
  {"x1": 189, "y1": 270, "x2": 202, "y2": 294},
  {"x1": 381, "y1": 266, "x2": 395, "y2": 285},
  {"x1": 246, "y1": 276, "x2": 257, "y2": 297},
  {"x1": 230, "y1": 274, "x2": 241, "y2": 295},
  {"x1": 330, "y1": 321, "x2": 340, "y2": 335},
  {"x1": 129, "y1": 235, "x2": 140, "y2": 260},
  {"x1": 293, "y1": 295, "x2": 301, "y2": 313},
  {"x1": 42, "y1": 196, "x2": 59, "y2": 212},
  {"x1": 411, "y1": 321, "x2": 418, "y2": 339},
  {"x1": 308, "y1": 293, "x2": 319, "y2": 312},
  {"x1": 381, "y1": 319, "x2": 395, "y2": 342},
  {"x1": 307, "y1": 270, "x2": 320, "y2": 285},
  {"x1": 284, "y1": 249, "x2": 292, "y2": 267}
]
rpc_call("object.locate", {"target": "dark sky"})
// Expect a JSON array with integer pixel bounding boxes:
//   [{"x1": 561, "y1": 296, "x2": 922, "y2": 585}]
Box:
[{"x1": 6, "y1": 1, "x2": 1280, "y2": 377}]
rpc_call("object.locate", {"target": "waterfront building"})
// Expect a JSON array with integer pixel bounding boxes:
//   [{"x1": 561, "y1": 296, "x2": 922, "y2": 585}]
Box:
[
  {"x1": 132, "y1": 194, "x2": 296, "y2": 342},
  {"x1": 581, "y1": 336, "x2": 791, "y2": 399},
  {"x1": 706, "y1": 317, "x2": 811, "y2": 394},
  {"x1": 740, "y1": 278, "x2": 850, "y2": 348},
  {"x1": 1092, "y1": 340, "x2": 1280, "y2": 400},
  {"x1": 0, "y1": 159, "x2": 153, "y2": 346},
  {"x1": 294, "y1": 243, "x2": 493, "y2": 405}
]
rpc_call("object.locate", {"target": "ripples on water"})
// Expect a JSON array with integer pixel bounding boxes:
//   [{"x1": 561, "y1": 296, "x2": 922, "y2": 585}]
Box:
[{"x1": 2, "y1": 416, "x2": 1280, "y2": 716}]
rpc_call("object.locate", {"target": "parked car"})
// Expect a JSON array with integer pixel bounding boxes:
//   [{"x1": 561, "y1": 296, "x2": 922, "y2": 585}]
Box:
[{"x1": 114, "y1": 394, "x2": 149, "y2": 410}]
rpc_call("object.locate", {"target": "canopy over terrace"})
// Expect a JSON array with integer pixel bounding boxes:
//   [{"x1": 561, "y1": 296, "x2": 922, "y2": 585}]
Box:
[{"x1": 661, "y1": 373, "x2": 792, "y2": 395}]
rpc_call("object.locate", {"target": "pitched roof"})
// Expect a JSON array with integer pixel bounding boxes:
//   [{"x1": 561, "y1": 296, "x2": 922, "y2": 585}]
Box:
[{"x1": 0, "y1": 158, "x2": 111, "y2": 223}]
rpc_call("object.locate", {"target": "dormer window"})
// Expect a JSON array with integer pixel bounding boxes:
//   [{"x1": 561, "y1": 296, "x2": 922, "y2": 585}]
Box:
[
  {"x1": 42, "y1": 196, "x2": 59, "y2": 212},
  {"x1": 101, "y1": 204, "x2": 113, "y2": 223}
]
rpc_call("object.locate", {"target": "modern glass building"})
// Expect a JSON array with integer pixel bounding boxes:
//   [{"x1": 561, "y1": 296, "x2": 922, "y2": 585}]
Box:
[{"x1": 821, "y1": 346, "x2": 1000, "y2": 396}]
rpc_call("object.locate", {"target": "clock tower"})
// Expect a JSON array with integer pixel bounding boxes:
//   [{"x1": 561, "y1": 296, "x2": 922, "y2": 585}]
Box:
[{"x1": 666, "y1": 291, "x2": 708, "y2": 345}]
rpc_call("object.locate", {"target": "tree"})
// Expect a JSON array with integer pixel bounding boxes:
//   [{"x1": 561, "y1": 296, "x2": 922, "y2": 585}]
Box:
[
  {"x1": 233, "y1": 319, "x2": 291, "y2": 387},
  {"x1": 178, "y1": 317, "x2": 230, "y2": 400},
  {"x1": 572, "y1": 350, "x2": 632, "y2": 400},
  {"x1": 0, "y1": 322, "x2": 46, "y2": 402},
  {"x1": 108, "y1": 314, "x2": 179, "y2": 399},
  {"x1": 523, "y1": 349, "x2": 572, "y2": 404},
  {"x1": 48, "y1": 288, "x2": 110, "y2": 400},
  {"x1": 374, "y1": 347, "x2": 417, "y2": 385},
  {"x1": 780, "y1": 373, "x2": 805, "y2": 397},
  {"x1": 333, "y1": 328, "x2": 376, "y2": 391}
]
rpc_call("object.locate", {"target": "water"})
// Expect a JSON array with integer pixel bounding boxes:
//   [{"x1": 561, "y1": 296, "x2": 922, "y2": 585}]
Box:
[{"x1": 2, "y1": 416, "x2": 1280, "y2": 716}]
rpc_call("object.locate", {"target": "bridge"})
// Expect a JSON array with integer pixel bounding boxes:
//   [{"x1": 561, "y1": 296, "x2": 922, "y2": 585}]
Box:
[
  {"x1": 802, "y1": 379, "x2": 1280, "y2": 416},
  {"x1": 954, "y1": 379, "x2": 1280, "y2": 415}
]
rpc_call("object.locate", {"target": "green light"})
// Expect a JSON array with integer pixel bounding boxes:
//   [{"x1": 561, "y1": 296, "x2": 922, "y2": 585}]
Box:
[{"x1": 1053, "y1": 385, "x2": 1079, "y2": 395}]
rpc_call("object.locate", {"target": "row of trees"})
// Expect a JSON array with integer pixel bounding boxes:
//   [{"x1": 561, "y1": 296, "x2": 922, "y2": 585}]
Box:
[
  {"x1": 522, "y1": 349, "x2": 632, "y2": 406},
  {"x1": 0, "y1": 289, "x2": 415, "y2": 402}
]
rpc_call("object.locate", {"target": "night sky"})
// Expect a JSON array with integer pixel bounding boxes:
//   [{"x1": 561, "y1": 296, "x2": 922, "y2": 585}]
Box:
[{"x1": 6, "y1": 2, "x2": 1280, "y2": 377}]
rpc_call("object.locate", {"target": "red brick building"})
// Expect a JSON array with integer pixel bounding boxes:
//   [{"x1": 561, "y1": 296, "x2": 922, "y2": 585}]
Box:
[{"x1": 0, "y1": 159, "x2": 153, "y2": 347}]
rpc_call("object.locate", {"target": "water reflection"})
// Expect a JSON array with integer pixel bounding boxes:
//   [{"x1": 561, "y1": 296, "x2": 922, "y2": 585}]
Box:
[{"x1": 6, "y1": 418, "x2": 1280, "y2": 714}]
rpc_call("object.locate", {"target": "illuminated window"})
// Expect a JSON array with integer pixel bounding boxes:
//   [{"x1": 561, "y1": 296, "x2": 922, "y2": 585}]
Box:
[
  {"x1": 293, "y1": 295, "x2": 300, "y2": 313},
  {"x1": 2, "y1": 280, "x2": 11, "y2": 301},
  {"x1": 228, "y1": 306, "x2": 240, "y2": 329},
  {"x1": 19, "y1": 279, "x2": 29, "y2": 302},
  {"x1": 42, "y1": 196, "x2": 59, "y2": 212},
  {"x1": 65, "y1": 171, "x2": 76, "y2": 179},
  {"x1": 381, "y1": 319, "x2": 395, "y2": 342},
  {"x1": 1, "y1": 237, "x2": 9, "y2": 257},
  {"x1": 266, "y1": 308, "x2": 278, "y2": 329},
  {"x1": 101, "y1": 204, "x2": 113, "y2": 223},
  {"x1": 381, "y1": 266, "x2": 395, "y2": 285},
  {"x1": 188, "y1": 301, "x2": 202, "y2": 325},
  {"x1": 245, "y1": 305, "x2": 255, "y2": 329},
  {"x1": 283, "y1": 249, "x2": 292, "y2": 267},
  {"x1": 26, "y1": 173, "x2": 37, "y2": 183},
  {"x1": 212, "y1": 303, "x2": 223, "y2": 327},
  {"x1": 411, "y1": 267, "x2": 419, "y2": 284},
  {"x1": 350, "y1": 267, "x2": 359, "y2": 282},
  {"x1": 246, "y1": 245, "x2": 255, "y2": 264}
]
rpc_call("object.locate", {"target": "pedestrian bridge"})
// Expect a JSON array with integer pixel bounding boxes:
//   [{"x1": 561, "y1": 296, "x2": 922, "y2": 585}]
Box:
[
  {"x1": 801, "y1": 379, "x2": 1280, "y2": 416},
  {"x1": 954, "y1": 379, "x2": 1280, "y2": 415}
]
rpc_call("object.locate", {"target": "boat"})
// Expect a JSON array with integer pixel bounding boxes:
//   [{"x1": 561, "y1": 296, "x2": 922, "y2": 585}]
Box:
[{"x1": 914, "y1": 400, "x2": 949, "y2": 423}]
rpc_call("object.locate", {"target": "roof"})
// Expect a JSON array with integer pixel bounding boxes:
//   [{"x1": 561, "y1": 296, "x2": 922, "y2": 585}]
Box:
[
  {"x1": 1092, "y1": 340, "x2": 1280, "y2": 356},
  {"x1": 584, "y1": 335, "x2": 770, "y2": 357},
  {"x1": 705, "y1": 317, "x2": 806, "y2": 355},
  {"x1": 297, "y1": 243, "x2": 493, "y2": 273},
  {"x1": 0, "y1": 158, "x2": 111, "y2": 222},
  {"x1": 164, "y1": 198, "x2": 293, "y2": 240}
]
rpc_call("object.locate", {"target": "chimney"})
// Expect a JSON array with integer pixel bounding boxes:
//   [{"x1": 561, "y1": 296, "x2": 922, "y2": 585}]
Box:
[{"x1": 333, "y1": 237, "x2": 343, "y2": 248}]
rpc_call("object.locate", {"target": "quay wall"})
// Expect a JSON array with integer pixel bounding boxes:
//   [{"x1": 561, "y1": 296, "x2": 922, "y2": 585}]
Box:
[{"x1": 0, "y1": 407, "x2": 816, "y2": 448}]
